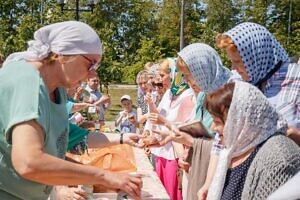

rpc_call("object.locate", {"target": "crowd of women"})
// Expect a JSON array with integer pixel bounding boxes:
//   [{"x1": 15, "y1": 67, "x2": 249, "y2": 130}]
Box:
[
  {"x1": 135, "y1": 22, "x2": 300, "y2": 200},
  {"x1": 0, "y1": 20, "x2": 299, "y2": 200}
]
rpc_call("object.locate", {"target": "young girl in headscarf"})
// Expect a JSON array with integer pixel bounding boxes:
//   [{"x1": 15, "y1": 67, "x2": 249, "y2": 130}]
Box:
[{"x1": 204, "y1": 81, "x2": 300, "y2": 200}]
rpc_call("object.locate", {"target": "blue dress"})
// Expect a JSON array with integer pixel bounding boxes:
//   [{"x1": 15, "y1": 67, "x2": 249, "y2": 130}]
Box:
[{"x1": 221, "y1": 148, "x2": 259, "y2": 200}]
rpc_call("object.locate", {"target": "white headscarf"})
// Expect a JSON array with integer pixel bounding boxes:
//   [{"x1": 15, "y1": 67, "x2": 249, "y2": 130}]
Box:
[
  {"x1": 4, "y1": 21, "x2": 102, "y2": 65},
  {"x1": 178, "y1": 43, "x2": 231, "y2": 93},
  {"x1": 207, "y1": 81, "x2": 287, "y2": 200}
]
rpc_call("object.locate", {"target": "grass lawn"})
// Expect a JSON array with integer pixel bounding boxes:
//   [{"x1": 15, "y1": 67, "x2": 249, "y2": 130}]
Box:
[{"x1": 104, "y1": 85, "x2": 138, "y2": 121}]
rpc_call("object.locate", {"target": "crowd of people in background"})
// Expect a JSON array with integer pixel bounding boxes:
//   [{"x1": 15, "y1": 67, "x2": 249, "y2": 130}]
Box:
[{"x1": 0, "y1": 20, "x2": 299, "y2": 200}]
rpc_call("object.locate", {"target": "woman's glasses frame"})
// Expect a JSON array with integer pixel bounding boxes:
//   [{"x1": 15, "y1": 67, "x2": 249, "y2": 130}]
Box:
[{"x1": 81, "y1": 55, "x2": 100, "y2": 71}]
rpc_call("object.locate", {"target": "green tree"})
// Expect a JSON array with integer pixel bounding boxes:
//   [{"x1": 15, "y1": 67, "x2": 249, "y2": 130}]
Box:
[
  {"x1": 204, "y1": 0, "x2": 239, "y2": 33},
  {"x1": 156, "y1": 0, "x2": 181, "y2": 56},
  {"x1": 268, "y1": 0, "x2": 300, "y2": 56}
]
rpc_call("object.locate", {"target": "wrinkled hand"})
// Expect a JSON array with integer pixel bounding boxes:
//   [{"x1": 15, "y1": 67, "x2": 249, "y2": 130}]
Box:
[
  {"x1": 121, "y1": 111, "x2": 128, "y2": 118},
  {"x1": 124, "y1": 133, "x2": 145, "y2": 148},
  {"x1": 178, "y1": 157, "x2": 190, "y2": 172},
  {"x1": 144, "y1": 128, "x2": 173, "y2": 147},
  {"x1": 73, "y1": 112, "x2": 85, "y2": 125},
  {"x1": 93, "y1": 95, "x2": 111, "y2": 106},
  {"x1": 170, "y1": 128, "x2": 194, "y2": 146},
  {"x1": 144, "y1": 93, "x2": 154, "y2": 104},
  {"x1": 53, "y1": 186, "x2": 88, "y2": 200},
  {"x1": 75, "y1": 87, "x2": 84, "y2": 96},
  {"x1": 197, "y1": 185, "x2": 208, "y2": 200},
  {"x1": 141, "y1": 130, "x2": 150, "y2": 137},
  {"x1": 100, "y1": 95, "x2": 111, "y2": 104},
  {"x1": 152, "y1": 128, "x2": 194, "y2": 146},
  {"x1": 104, "y1": 172, "x2": 143, "y2": 200},
  {"x1": 73, "y1": 87, "x2": 84, "y2": 101},
  {"x1": 151, "y1": 128, "x2": 173, "y2": 138},
  {"x1": 145, "y1": 135, "x2": 173, "y2": 148},
  {"x1": 148, "y1": 113, "x2": 167, "y2": 126},
  {"x1": 86, "y1": 98, "x2": 95, "y2": 104}
]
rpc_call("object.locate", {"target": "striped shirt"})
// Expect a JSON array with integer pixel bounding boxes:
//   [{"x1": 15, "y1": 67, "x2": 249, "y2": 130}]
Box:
[{"x1": 263, "y1": 62, "x2": 300, "y2": 128}]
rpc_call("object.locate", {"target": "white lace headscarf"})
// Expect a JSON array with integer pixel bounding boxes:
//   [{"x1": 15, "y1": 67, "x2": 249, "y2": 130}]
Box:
[
  {"x1": 3, "y1": 21, "x2": 102, "y2": 65},
  {"x1": 178, "y1": 43, "x2": 231, "y2": 93},
  {"x1": 207, "y1": 81, "x2": 287, "y2": 200}
]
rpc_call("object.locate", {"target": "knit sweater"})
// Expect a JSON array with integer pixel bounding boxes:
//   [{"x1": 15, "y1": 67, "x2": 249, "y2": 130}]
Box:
[{"x1": 242, "y1": 135, "x2": 300, "y2": 200}]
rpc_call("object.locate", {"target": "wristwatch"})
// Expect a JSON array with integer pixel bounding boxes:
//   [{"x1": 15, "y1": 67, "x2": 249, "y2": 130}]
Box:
[{"x1": 120, "y1": 133, "x2": 124, "y2": 144}]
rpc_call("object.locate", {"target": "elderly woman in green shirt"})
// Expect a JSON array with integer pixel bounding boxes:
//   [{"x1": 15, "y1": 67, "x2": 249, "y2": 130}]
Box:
[{"x1": 0, "y1": 21, "x2": 142, "y2": 200}]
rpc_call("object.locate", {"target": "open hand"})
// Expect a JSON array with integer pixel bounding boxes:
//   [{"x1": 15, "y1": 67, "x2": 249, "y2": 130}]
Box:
[
  {"x1": 94, "y1": 95, "x2": 111, "y2": 106},
  {"x1": 104, "y1": 172, "x2": 143, "y2": 200},
  {"x1": 151, "y1": 128, "x2": 173, "y2": 138},
  {"x1": 197, "y1": 185, "x2": 209, "y2": 200},
  {"x1": 124, "y1": 133, "x2": 145, "y2": 148},
  {"x1": 152, "y1": 128, "x2": 194, "y2": 146}
]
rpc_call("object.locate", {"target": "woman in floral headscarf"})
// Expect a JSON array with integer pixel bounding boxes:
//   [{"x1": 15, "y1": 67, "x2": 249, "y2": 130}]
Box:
[
  {"x1": 146, "y1": 58, "x2": 195, "y2": 200},
  {"x1": 216, "y1": 22, "x2": 300, "y2": 142},
  {"x1": 204, "y1": 81, "x2": 300, "y2": 200}
]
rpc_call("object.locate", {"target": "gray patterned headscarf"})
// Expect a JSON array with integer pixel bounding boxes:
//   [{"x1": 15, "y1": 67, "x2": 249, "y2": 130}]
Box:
[
  {"x1": 178, "y1": 43, "x2": 231, "y2": 93},
  {"x1": 207, "y1": 81, "x2": 287, "y2": 200},
  {"x1": 224, "y1": 22, "x2": 289, "y2": 85}
]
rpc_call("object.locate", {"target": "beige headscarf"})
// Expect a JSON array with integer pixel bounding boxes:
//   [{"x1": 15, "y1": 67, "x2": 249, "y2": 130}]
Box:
[
  {"x1": 4, "y1": 21, "x2": 102, "y2": 65},
  {"x1": 207, "y1": 81, "x2": 287, "y2": 200}
]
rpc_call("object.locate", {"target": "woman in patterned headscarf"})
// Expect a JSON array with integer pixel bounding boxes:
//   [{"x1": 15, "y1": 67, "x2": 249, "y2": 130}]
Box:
[
  {"x1": 204, "y1": 81, "x2": 300, "y2": 200},
  {"x1": 176, "y1": 43, "x2": 231, "y2": 200},
  {"x1": 216, "y1": 22, "x2": 300, "y2": 141},
  {"x1": 152, "y1": 43, "x2": 232, "y2": 200},
  {"x1": 197, "y1": 22, "x2": 300, "y2": 200}
]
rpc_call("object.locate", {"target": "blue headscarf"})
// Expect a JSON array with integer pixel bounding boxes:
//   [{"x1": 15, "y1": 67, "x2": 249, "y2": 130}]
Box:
[
  {"x1": 178, "y1": 43, "x2": 231, "y2": 93},
  {"x1": 224, "y1": 22, "x2": 289, "y2": 85}
]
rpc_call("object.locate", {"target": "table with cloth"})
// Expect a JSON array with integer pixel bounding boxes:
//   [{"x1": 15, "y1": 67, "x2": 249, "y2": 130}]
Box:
[{"x1": 67, "y1": 144, "x2": 170, "y2": 200}]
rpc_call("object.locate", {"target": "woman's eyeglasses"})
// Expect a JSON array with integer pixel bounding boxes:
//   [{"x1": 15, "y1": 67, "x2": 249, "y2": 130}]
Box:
[
  {"x1": 81, "y1": 55, "x2": 100, "y2": 71},
  {"x1": 152, "y1": 82, "x2": 163, "y2": 89}
]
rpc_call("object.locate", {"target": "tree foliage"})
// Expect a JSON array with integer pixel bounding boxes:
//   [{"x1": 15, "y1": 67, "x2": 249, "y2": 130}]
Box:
[{"x1": 0, "y1": 0, "x2": 299, "y2": 84}]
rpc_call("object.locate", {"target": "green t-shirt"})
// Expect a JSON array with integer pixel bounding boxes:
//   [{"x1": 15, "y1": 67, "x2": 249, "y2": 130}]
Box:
[{"x1": 0, "y1": 60, "x2": 69, "y2": 200}]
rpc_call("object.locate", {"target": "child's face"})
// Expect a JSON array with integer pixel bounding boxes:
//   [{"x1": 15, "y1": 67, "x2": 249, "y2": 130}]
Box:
[{"x1": 121, "y1": 99, "x2": 132, "y2": 111}]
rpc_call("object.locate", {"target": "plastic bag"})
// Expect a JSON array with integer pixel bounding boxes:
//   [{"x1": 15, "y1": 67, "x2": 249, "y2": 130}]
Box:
[{"x1": 66, "y1": 144, "x2": 137, "y2": 192}]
